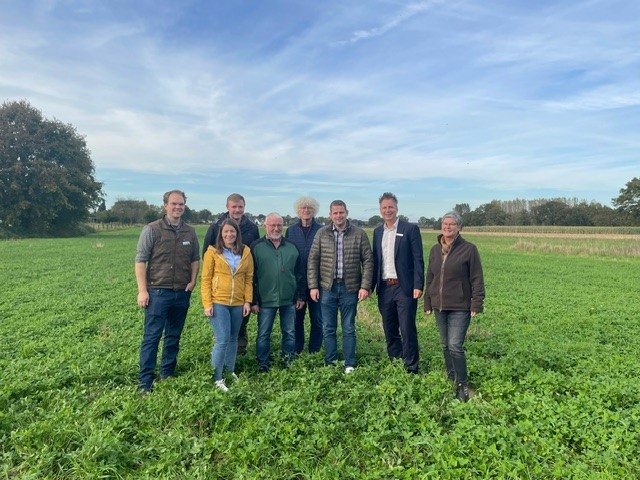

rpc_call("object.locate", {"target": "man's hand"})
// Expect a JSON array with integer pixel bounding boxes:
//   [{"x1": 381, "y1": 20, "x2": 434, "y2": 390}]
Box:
[
  {"x1": 137, "y1": 291, "x2": 149, "y2": 308},
  {"x1": 357, "y1": 289, "x2": 369, "y2": 301},
  {"x1": 309, "y1": 289, "x2": 320, "y2": 302},
  {"x1": 413, "y1": 289, "x2": 423, "y2": 299}
]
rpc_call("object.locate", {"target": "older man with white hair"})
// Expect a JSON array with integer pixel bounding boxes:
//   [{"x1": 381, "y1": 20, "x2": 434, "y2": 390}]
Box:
[{"x1": 285, "y1": 196, "x2": 324, "y2": 354}]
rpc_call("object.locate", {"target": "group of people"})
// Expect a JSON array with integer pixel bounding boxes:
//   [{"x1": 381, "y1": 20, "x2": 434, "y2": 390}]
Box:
[{"x1": 134, "y1": 189, "x2": 485, "y2": 402}]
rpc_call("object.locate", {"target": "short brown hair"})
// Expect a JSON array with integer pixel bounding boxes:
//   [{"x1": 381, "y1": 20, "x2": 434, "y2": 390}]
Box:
[
  {"x1": 226, "y1": 193, "x2": 246, "y2": 205},
  {"x1": 329, "y1": 199, "x2": 347, "y2": 211},
  {"x1": 163, "y1": 189, "x2": 186, "y2": 204}
]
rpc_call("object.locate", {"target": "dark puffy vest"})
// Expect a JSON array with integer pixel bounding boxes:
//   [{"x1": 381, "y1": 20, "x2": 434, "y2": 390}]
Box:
[{"x1": 147, "y1": 219, "x2": 197, "y2": 289}]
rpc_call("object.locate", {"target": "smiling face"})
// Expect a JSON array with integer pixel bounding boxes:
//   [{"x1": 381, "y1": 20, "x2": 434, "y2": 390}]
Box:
[
  {"x1": 330, "y1": 205, "x2": 348, "y2": 230},
  {"x1": 441, "y1": 216, "x2": 461, "y2": 243},
  {"x1": 221, "y1": 224, "x2": 238, "y2": 248},
  {"x1": 164, "y1": 193, "x2": 185, "y2": 223},
  {"x1": 265, "y1": 214, "x2": 284, "y2": 241},
  {"x1": 227, "y1": 200, "x2": 245, "y2": 222},
  {"x1": 379, "y1": 198, "x2": 398, "y2": 225},
  {"x1": 298, "y1": 204, "x2": 315, "y2": 223}
]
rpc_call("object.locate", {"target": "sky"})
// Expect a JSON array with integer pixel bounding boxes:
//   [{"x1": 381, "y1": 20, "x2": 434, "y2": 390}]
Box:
[{"x1": 1, "y1": 0, "x2": 639, "y2": 221}]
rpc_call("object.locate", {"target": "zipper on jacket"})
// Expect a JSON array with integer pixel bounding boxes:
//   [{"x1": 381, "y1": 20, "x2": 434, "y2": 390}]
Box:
[
  {"x1": 229, "y1": 252, "x2": 249, "y2": 305},
  {"x1": 438, "y1": 243, "x2": 452, "y2": 309}
]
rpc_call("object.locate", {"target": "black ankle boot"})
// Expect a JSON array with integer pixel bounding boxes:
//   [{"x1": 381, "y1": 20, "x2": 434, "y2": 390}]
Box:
[{"x1": 456, "y1": 383, "x2": 469, "y2": 402}]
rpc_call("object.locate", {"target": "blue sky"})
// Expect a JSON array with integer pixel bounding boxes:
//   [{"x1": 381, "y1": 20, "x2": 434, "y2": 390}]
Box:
[{"x1": 2, "y1": 0, "x2": 638, "y2": 221}]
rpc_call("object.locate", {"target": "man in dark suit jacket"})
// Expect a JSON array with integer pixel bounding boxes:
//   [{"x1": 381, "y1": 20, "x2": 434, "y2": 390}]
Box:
[{"x1": 372, "y1": 192, "x2": 425, "y2": 373}]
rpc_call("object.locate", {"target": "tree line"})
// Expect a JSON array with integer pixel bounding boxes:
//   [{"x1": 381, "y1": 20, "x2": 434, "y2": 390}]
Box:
[
  {"x1": 90, "y1": 195, "x2": 640, "y2": 229},
  {"x1": 436, "y1": 196, "x2": 640, "y2": 228},
  {"x1": 91, "y1": 202, "x2": 416, "y2": 228},
  {"x1": 2, "y1": 100, "x2": 639, "y2": 236}
]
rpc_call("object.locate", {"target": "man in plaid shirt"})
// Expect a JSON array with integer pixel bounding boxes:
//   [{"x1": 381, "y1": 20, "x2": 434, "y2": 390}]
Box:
[{"x1": 307, "y1": 200, "x2": 373, "y2": 373}]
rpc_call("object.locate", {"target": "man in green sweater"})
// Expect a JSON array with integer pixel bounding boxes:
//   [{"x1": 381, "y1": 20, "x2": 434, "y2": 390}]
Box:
[{"x1": 251, "y1": 212, "x2": 305, "y2": 372}]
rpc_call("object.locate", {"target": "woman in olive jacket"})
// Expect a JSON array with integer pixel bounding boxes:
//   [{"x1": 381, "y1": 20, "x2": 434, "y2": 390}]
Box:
[{"x1": 424, "y1": 211, "x2": 484, "y2": 402}]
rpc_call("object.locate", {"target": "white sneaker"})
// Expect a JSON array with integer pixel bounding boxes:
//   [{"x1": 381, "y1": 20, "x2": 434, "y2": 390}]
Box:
[
  {"x1": 214, "y1": 379, "x2": 229, "y2": 392},
  {"x1": 344, "y1": 366, "x2": 355, "y2": 374}
]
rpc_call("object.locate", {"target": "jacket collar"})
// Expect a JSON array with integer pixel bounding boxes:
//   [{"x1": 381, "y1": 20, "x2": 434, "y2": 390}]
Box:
[
  {"x1": 161, "y1": 215, "x2": 184, "y2": 230},
  {"x1": 331, "y1": 219, "x2": 351, "y2": 233}
]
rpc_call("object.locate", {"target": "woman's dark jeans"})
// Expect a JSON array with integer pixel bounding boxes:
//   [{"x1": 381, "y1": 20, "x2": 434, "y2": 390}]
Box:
[{"x1": 434, "y1": 309, "x2": 471, "y2": 385}]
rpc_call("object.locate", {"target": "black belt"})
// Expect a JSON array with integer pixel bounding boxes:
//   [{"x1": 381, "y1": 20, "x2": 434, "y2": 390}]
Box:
[
  {"x1": 334, "y1": 278, "x2": 344, "y2": 283},
  {"x1": 383, "y1": 278, "x2": 399, "y2": 286}
]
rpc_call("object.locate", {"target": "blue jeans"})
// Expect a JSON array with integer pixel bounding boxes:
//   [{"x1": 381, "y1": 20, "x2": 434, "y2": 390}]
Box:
[
  {"x1": 210, "y1": 304, "x2": 243, "y2": 381},
  {"x1": 295, "y1": 289, "x2": 323, "y2": 354},
  {"x1": 138, "y1": 288, "x2": 191, "y2": 390},
  {"x1": 320, "y1": 283, "x2": 358, "y2": 368},
  {"x1": 434, "y1": 310, "x2": 471, "y2": 385},
  {"x1": 256, "y1": 304, "x2": 296, "y2": 369}
]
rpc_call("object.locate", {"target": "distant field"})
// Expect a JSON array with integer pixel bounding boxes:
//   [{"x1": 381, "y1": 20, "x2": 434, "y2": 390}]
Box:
[
  {"x1": 462, "y1": 225, "x2": 640, "y2": 236},
  {"x1": 1, "y1": 227, "x2": 639, "y2": 478},
  {"x1": 459, "y1": 230, "x2": 640, "y2": 258}
]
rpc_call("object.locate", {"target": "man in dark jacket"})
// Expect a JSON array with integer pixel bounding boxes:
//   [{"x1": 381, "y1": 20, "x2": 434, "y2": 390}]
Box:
[
  {"x1": 251, "y1": 213, "x2": 305, "y2": 372},
  {"x1": 202, "y1": 193, "x2": 259, "y2": 355},
  {"x1": 372, "y1": 192, "x2": 424, "y2": 374},
  {"x1": 284, "y1": 196, "x2": 323, "y2": 354},
  {"x1": 135, "y1": 190, "x2": 200, "y2": 393}
]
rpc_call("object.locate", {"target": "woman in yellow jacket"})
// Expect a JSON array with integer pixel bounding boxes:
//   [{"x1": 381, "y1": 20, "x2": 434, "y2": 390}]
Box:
[{"x1": 201, "y1": 219, "x2": 253, "y2": 392}]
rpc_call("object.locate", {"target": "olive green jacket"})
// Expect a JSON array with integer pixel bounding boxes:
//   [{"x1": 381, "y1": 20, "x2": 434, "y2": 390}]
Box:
[{"x1": 307, "y1": 221, "x2": 373, "y2": 294}]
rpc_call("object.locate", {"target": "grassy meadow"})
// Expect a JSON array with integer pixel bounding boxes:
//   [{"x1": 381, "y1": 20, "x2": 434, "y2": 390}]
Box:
[{"x1": 1, "y1": 226, "x2": 639, "y2": 479}]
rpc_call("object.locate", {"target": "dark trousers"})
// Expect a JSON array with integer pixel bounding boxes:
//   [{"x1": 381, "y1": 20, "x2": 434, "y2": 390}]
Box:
[
  {"x1": 139, "y1": 288, "x2": 191, "y2": 389},
  {"x1": 377, "y1": 284, "x2": 419, "y2": 373},
  {"x1": 434, "y1": 310, "x2": 470, "y2": 385},
  {"x1": 294, "y1": 291, "x2": 323, "y2": 354},
  {"x1": 237, "y1": 313, "x2": 251, "y2": 353}
]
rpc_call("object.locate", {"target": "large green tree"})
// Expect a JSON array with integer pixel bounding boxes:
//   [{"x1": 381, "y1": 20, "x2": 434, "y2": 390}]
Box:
[
  {"x1": 612, "y1": 177, "x2": 640, "y2": 222},
  {"x1": 367, "y1": 215, "x2": 383, "y2": 227},
  {"x1": 532, "y1": 200, "x2": 571, "y2": 226},
  {"x1": 109, "y1": 199, "x2": 159, "y2": 224},
  {"x1": 0, "y1": 100, "x2": 103, "y2": 235}
]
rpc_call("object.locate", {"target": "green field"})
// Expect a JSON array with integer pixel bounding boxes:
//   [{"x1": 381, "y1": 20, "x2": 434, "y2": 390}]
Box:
[{"x1": 1, "y1": 228, "x2": 639, "y2": 479}]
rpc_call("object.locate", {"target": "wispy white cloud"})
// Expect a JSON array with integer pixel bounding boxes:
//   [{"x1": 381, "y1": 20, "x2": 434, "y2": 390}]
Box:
[
  {"x1": 332, "y1": 1, "x2": 440, "y2": 46},
  {"x1": 2, "y1": 0, "x2": 639, "y2": 219},
  {"x1": 544, "y1": 85, "x2": 640, "y2": 111}
]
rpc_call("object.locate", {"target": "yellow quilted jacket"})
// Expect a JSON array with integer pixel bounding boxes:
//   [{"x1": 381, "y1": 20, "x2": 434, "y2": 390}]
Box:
[{"x1": 200, "y1": 245, "x2": 253, "y2": 308}]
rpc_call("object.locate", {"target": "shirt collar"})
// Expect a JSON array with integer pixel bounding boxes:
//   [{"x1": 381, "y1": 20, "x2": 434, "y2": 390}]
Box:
[
  {"x1": 162, "y1": 215, "x2": 183, "y2": 229},
  {"x1": 383, "y1": 218, "x2": 399, "y2": 232},
  {"x1": 332, "y1": 220, "x2": 350, "y2": 233}
]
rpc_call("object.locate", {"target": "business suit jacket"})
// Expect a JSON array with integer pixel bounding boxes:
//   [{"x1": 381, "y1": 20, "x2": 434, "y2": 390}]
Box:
[{"x1": 372, "y1": 220, "x2": 425, "y2": 298}]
